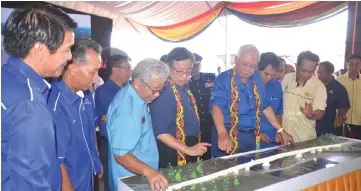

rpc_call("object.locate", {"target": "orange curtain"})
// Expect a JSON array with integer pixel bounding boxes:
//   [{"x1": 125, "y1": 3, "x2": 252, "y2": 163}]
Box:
[
  {"x1": 147, "y1": 1, "x2": 347, "y2": 42},
  {"x1": 302, "y1": 170, "x2": 361, "y2": 191},
  {"x1": 148, "y1": 4, "x2": 223, "y2": 42}
]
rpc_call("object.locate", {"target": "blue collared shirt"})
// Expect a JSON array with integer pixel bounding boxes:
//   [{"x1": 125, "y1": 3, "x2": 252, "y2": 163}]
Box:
[
  {"x1": 95, "y1": 79, "x2": 122, "y2": 138},
  {"x1": 1, "y1": 57, "x2": 61, "y2": 191},
  {"x1": 107, "y1": 84, "x2": 159, "y2": 191},
  {"x1": 316, "y1": 78, "x2": 350, "y2": 135},
  {"x1": 210, "y1": 70, "x2": 268, "y2": 130},
  {"x1": 261, "y1": 80, "x2": 283, "y2": 144},
  {"x1": 48, "y1": 81, "x2": 102, "y2": 191},
  {"x1": 150, "y1": 82, "x2": 200, "y2": 137}
]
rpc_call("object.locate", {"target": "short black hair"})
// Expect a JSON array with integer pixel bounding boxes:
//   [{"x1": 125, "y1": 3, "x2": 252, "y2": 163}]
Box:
[
  {"x1": 166, "y1": 47, "x2": 194, "y2": 67},
  {"x1": 71, "y1": 37, "x2": 102, "y2": 63},
  {"x1": 101, "y1": 47, "x2": 129, "y2": 75},
  {"x1": 3, "y1": 3, "x2": 78, "y2": 58},
  {"x1": 258, "y1": 52, "x2": 280, "y2": 71},
  {"x1": 319, "y1": 61, "x2": 335, "y2": 73},
  {"x1": 346, "y1": 53, "x2": 361, "y2": 62},
  {"x1": 193, "y1": 53, "x2": 203, "y2": 63},
  {"x1": 160, "y1": 54, "x2": 168, "y2": 63},
  {"x1": 296, "y1": 51, "x2": 320, "y2": 66},
  {"x1": 279, "y1": 57, "x2": 286, "y2": 64}
]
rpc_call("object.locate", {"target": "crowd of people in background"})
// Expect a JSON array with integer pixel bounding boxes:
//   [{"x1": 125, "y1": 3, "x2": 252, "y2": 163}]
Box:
[{"x1": 2, "y1": 4, "x2": 361, "y2": 191}]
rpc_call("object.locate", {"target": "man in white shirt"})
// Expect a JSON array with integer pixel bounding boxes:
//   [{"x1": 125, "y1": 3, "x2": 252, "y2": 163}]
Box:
[{"x1": 282, "y1": 51, "x2": 327, "y2": 142}]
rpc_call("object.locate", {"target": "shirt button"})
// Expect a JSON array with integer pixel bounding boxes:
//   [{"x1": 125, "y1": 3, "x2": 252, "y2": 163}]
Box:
[
  {"x1": 202, "y1": 112, "x2": 205, "y2": 114},
  {"x1": 201, "y1": 105, "x2": 203, "y2": 107},
  {"x1": 200, "y1": 97, "x2": 202, "y2": 99}
]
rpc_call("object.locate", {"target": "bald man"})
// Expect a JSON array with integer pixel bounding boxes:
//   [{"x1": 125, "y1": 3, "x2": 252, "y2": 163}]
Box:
[{"x1": 210, "y1": 45, "x2": 294, "y2": 158}]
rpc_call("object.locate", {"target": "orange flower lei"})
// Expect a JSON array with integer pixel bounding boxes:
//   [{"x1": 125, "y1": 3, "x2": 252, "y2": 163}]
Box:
[
  {"x1": 168, "y1": 80, "x2": 200, "y2": 166},
  {"x1": 230, "y1": 69, "x2": 261, "y2": 156}
]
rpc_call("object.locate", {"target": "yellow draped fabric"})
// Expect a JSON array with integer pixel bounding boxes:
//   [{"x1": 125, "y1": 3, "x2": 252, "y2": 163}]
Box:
[
  {"x1": 302, "y1": 170, "x2": 361, "y2": 191},
  {"x1": 148, "y1": 5, "x2": 223, "y2": 42}
]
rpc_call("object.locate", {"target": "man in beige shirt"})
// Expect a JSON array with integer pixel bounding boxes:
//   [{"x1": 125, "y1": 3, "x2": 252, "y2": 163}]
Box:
[
  {"x1": 282, "y1": 51, "x2": 327, "y2": 142},
  {"x1": 336, "y1": 54, "x2": 361, "y2": 139}
]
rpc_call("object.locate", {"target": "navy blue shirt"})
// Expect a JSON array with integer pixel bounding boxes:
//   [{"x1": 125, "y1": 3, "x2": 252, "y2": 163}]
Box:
[
  {"x1": 316, "y1": 78, "x2": 350, "y2": 135},
  {"x1": 261, "y1": 80, "x2": 283, "y2": 146},
  {"x1": 1, "y1": 57, "x2": 61, "y2": 191},
  {"x1": 150, "y1": 82, "x2": 200, "y2": 137},
  {"x1": 95, "y1": 79, "x2": 122, "y2": 138},
  {"x1": 48, "y1": 81, "x2": 102, "y2": 190}
]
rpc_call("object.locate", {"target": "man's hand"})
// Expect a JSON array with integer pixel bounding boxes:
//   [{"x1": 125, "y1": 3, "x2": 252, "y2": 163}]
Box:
[
  {"x1": 334, "y1": 116, "x2": 343, "y2": 128},
  {"x1": 260, "y1": 133, "x2": 270, "y2": 144},
  {"x1": 276, "y1": 133, "x2": 283, "y2": 144},
  {"x1": 218, "y1": 132, "x2": 232, "y2": 153},
  {"x1": 300, "y1": 102, "x2": 313, "y2": 118},
  {"x1": 185, "y1": 142, "x2": 211, "y2": 156},
  {"x1": 101, "y1": 115, "x2": 107, "y2": 123},
  {"x1": 144, "y1": 168, "x2": 168, "y2": 191},
  {"x1": 98, "y1": 163, "x2": 104, "y2": 179},
  {"x1": 279, "y1": 130, "x2": 295, "y2": 145}
]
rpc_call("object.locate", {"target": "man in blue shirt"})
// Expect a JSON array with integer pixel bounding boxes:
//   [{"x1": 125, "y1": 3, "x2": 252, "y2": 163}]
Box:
[
  {"x1": 94, "y1": 47, "x2": 131, "y2": 191},
  {"x1": 150, "y1": 47, "x2": 211, "y2": 169},
  {"x1": 107, "y1": 59, "x2": 169, "y2": 191},
  {"x1": 48, "y1": 38, "x2": 102, "y2": 191},
  {"x1": 316, "y1": 61, "x2": 350, "y2": 135},
  {"x1": 1, "y1": 5, "x2": 77, "y2": 191},
  {"x1": 210, "y1": 45, "x2": 294, "y2": 158},
  {"x1": 258, "y1": 52, "x2": 283, "y2": 148}
]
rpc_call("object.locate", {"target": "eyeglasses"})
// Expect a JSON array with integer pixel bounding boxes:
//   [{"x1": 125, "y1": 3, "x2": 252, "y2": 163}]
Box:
[
  {"x1": 143, "y1": 82, "x2": 166, "y2": 95},
  {"x1": 172, "y1": 67, "x2": 193, "y2": 76}
]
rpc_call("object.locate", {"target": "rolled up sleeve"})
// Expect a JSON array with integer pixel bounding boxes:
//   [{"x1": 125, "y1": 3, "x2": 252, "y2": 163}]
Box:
[
  {"x1": 108, "y1": 113, "x2": 141, "y2": 157},
  {"x1": 6, "y1": 101, "x2": 60, "y2": 190},
  {"x1": 275, "y1": 83, "x2": 284, "y2": 115},
  {"x1": 313, "y1": 83, "x2": 327, "y2": 111}
]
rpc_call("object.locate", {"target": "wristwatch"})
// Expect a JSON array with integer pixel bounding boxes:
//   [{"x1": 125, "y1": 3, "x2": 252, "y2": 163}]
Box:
[{"x1": 307, "y1": 113, "x2": 315, "y2": 120}]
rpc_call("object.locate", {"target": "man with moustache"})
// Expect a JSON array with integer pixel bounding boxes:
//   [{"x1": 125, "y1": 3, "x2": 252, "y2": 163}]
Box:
[
  {"x1": 274, "y1": 57, "x2": 286, "y2": 81},
  {"x1": 316, "y1": 61, "x2": 350, "y2": 136},
  {"x1": 210, "y1": 45, "x2": 294, "y2": 158},
  {"x1": 94, "y1": 48, "x2": 131, "y2": 191},
  {"x1": 1, "y1": 4, "x2": 77, "y2": 190},
  {"x1": 150, "y1": 47, "x2": 211, "y2": 169},
  {"x1": 337, "y1": 54, "x2": 361, "y2": 139},
  {"x1": 47, "y1": 38, "x2": 102, "y2": 191},
  {"x1": 107, "y1": 59, "x2": 170, "y2": 191},
  {"x1": 257, "y1": 52, "x2": 283, "y2": 148},
  {"x1": 282, "y1": 51, "x2": 327, "y2": 142}
]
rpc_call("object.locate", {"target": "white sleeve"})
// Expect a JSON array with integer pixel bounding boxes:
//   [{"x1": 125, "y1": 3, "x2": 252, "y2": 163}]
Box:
[{"x1": 313, "y1": 82, "x2": 327, "y2": 111}]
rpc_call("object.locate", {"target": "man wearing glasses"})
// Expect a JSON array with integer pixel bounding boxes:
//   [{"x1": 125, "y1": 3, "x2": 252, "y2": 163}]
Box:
[
  {"x1": 106, "y1": 59, "x2": 169, "y2": 191},
  {"x1": 150, "y1": 47, "x2": 211, "y2": 169},
  {"x1": 210, "y1": 44, "x2": 294, "y2": 158},
  {"x1": 94, "y1": 47, "x2": 131, "y2": 191}
]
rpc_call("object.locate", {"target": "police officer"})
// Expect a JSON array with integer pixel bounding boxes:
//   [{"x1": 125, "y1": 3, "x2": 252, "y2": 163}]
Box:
[{"x1": 189, "y1": 53, "x2": 216, "y2": 160}]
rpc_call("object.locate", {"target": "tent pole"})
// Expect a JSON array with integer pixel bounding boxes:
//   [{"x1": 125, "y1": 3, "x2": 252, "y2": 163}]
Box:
[{"x1": 225, "y1": 9, "x2": 229, "y2": 70}]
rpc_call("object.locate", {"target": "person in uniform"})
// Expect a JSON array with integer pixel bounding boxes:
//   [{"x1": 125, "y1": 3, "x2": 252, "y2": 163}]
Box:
[
  {"x1": 316, "y1": 61, "x2": 350, "y2": 136},
  {"x1": 258, "y1": 52, "x2": 283, "y2": 148},
  {"x1": 107, "y1": 59, "x2": 169, "y2": 191},
  {"x1": 189, "y1": 53, "x2": 216, "y2": 160},
  {"x1": 210, "y1": 44, "x2": 294, "y2": 158},
  {"x1": 47, "y1": 38, "x2": 102, "y2": 191},
  {"x1": 94, "y1": 48, "x2": 131, "y2": 191},
  {"x1": 282, "y1": 51, "x2": 327, "y2": 142},
  {"x1": 1, "y1": 5, "x2": 77, "y2": 190},
  {"x1": 337, "y1": 54, "x2": 361, "y2": 139},
  {"x1": 150, "y1": 47, "x2": 211, "y2": 169}
]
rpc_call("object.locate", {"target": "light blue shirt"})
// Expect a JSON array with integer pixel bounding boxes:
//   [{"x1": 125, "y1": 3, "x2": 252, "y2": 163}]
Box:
[{"x1": 106, "y1": 83, "x2": 159, "y2": 191}]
